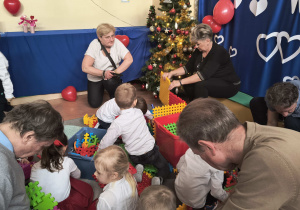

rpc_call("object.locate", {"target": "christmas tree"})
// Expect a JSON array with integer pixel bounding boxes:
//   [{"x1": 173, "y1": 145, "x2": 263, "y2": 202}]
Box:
[
  {"x1": 146, "y1": 6, "x2": 156, "y2": 28},
  {"x1": 140, "y1": 0, "x2": 196, "y2": 95}
]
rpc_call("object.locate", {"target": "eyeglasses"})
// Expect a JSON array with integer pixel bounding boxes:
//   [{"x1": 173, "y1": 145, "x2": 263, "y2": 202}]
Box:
[{"x1": 101, "y1": 34, "x2": 115, "y2": 40}]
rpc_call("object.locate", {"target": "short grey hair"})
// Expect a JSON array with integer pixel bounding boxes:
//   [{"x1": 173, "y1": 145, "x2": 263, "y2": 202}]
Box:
[
  {"x1": 177, "y1": 98, "x2": 241, "y2": 150},
  {"x1": 190, "y1": 23, "x2": 213, "y2": 43}
]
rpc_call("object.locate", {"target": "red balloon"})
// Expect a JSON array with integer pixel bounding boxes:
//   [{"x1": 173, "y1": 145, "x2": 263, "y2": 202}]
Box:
[
  {"x1": 61, "y1": 86, "x2": 77, "y2": 102},
  {"x1": 213, "y1": 0, "x2": 235, "y2": 25},
  {"x1": 202, "y1": 15, "x2": 222, "y2": 33},
  {"x1": 3, "y1": 0, "x2": 21, "y2": 15},
  {"x1": 115, "y1": 35, "x2": 130, "y2": 47}
]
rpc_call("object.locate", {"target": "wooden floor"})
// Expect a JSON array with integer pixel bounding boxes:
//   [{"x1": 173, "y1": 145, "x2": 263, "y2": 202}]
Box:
[{"x1": 48, "y1": 83, "x2": 163, "y2": 121}]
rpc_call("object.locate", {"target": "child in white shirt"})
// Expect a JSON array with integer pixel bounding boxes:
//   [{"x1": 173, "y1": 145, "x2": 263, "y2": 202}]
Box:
[
  {"x1": 175, "y1": 148, "x2": 228, "y2": 209},
  {"x1": 98, "y1": 83, "x2": 170, "y2": 180},
  {"x1": 30, "y1": 134, "x2": 94, "y2": 209},
  {"x1": 94, "y1": 145, "x2": 138, "y2": 210},
  {"x1": 0, "y1": 52, "x2": 14, "y2": 122},
  {"x1": 96, "y1": 96, "x2": 153, "y2": 129}
]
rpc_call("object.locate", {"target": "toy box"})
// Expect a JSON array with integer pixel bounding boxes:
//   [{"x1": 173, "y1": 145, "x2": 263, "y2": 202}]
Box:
[
  {"x1": 154, "y1": 113, "x2": 189, "y2": 167},
  {"x1": 68, "y1": 127, "x2": 107, "y2": 180}
]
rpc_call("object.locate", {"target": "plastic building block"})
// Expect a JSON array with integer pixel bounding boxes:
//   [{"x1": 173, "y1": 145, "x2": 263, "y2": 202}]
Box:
[
  {"x1": 19, "y1": 161, "x2": 35, "y2": 180},
  {"x1": 164, "y1": 123, "x2": 177, "y2": 135},
  {"x1": 83, "y1": 114, "x2": 98, "y2": 128},
  {"x1": 177, "y1": 203, "x2": 193, "y2": 210},
  {"x1": 137, "y1": 172, "x2": 152, "y2": 196},
  {"x1": 152, "y1": 103, "x2": 186, "y2": 118},
  {"x1": 169, "y1": 92, "x2": 187, "y2": 106},
  {"x1": 144, "y1": 164, "x2": 157, "y2": 176},
  {"x1": 53, "y1": 206, "x2": 60, "y2": 210},
  {"x1": 154, "y1": 113, "x2": 189, "y2": 167},
  {"x1": 26, "y1": 181, "x2": 45, "y2": 208},
  {"x1": 159, "y1": 72, "x2": 171, "y2": 105},
  {"x1": 33, "y1": 193, "x2": 58, "y2": 210}
]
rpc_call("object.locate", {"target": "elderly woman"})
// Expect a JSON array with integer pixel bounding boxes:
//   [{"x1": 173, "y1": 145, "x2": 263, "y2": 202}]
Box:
[
  {"x1": 162, "y1": 23, "x2": 240, "y2": 101},
  {"x1": 82, "y1": 23, "x2": 133, "y2": 108}
]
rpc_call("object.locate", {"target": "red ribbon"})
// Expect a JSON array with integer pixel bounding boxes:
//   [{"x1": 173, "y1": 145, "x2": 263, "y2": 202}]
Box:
[
  {"x1": 18, "y1": 16, "x2": 28, "y2": 25},
  {"x1": 54, "y1": 140, "x2": 65, "y2": 147}
]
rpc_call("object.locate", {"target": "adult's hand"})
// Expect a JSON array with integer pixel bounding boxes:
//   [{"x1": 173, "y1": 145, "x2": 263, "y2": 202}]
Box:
[
  {"x1": 168, "y1": 80, "x2": 181, "y2": 90},
  {"x1": 162, "y1": 72, "x2": 173, "y2": 81},
  {"x1": 104, "y1": 70, "x2": 114, "y2": 80}
]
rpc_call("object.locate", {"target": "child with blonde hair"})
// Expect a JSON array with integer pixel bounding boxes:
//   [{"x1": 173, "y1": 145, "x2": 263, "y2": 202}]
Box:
[
  {"x1": 138, "y1": 185, "x2": 176, "y2": 210},
  {"x1": 94, "y1": 145, "x2": 138, "y2": 210},
  {"x1": 30, "y1": 134, "x2": 94, "y2": 209}
]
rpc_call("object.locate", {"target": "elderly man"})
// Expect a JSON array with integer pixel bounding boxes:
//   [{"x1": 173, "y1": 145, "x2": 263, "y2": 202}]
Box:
[
  {"x1": 177, "y1": 98, "x2": 300, "y2": 209},
  {"x1": 0, "y1": 100, "x2": 64, "y2": 209}
]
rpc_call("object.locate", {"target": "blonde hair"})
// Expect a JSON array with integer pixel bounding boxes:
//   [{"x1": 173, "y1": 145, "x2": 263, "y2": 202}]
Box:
[
  {"x1": 190, "y1": 23, "x2": 213, "y2": 43},
  {"x1": 94, "y1": 145, "x2": 136, "y2": 197},
  {"x1": 115, "y1": 83, "x2": 137, "y2": 109},
  {"x1": 138, "y1": 185, "x2": 176, "y2": 210},
  {"x1": 96, "y1": 23, "x2": 116, "y2": 37}
]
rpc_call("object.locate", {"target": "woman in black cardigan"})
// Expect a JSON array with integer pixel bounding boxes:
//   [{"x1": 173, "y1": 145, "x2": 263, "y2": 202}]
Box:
[{"x1": 162, "y1": 23, "x2": 240, "y2": 101}]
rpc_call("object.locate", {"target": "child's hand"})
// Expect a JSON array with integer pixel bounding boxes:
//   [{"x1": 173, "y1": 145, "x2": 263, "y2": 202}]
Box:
[{"x1": 20, "y1": 158, "x2": 30, "y2": 164}]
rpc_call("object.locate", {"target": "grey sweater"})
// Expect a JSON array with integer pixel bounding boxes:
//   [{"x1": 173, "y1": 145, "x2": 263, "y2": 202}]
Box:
[{"x1": 0, "y1": 143, "x2": 30, "y2": 209}]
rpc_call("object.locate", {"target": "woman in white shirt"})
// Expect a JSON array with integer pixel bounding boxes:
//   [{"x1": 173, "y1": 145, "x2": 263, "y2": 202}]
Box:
[{"x1": 82, "y1": 23, "x2": 133, "y2": 108}]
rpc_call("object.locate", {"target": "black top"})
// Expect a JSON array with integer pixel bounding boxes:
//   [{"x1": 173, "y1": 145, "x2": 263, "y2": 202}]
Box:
[{"x1": 184, "y1": 42, "x2": 240, "y2": 84}]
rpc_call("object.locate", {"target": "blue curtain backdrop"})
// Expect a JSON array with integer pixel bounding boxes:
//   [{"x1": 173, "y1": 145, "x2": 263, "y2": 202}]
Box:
[
  {"x1": 198, "y1": 0, "x2": 300, "y2": 97},
  {"x1": 0, "y1": 27, "x2": 151, "y2": 97}
]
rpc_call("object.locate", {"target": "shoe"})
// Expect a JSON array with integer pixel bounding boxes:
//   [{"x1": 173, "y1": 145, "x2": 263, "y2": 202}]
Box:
[
  {"x1": 151, "y1": 176, "x2": 163, "y2": 185},
  {"x1": 133, "y1": 164, "x2": 144, "y2": 182}
]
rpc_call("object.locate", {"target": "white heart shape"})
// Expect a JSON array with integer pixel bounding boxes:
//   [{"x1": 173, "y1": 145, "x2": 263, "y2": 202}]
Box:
[
  {"x1": 249, "y1": 0, "x2": 268, "y2": 16},
  {"x1": 277, "y1": 31, "x2": 300, "y2": 64},
  {"x1": 283, "y1": 76, "x2": 300, "y2": 82},
  {"x1": 229, "y1": 46, "x2": 237, "y2": 57},
  {"x1": 214, "y1": 35, "x2": 224, "y2": 45},
  {"x1": 256, "y1": 32, "x2": 279, "y2": 62},
  {"x1": 234, "y1": 0, "x2": 242, "y2": 9}
]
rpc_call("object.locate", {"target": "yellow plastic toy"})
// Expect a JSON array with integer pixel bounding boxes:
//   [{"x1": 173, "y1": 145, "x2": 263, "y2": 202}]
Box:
[
  {"x1": 83, "y1": 114, "x2": 98, "y2": 128},
  {"x1": 159, "y1": 72, "x2": 171, "y2": 105}
]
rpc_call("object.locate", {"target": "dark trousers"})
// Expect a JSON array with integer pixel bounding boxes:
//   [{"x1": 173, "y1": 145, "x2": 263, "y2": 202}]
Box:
[
  {"x1": 87, "y1": 77, "x2": 122, "y2": 108},
  {"x1": 128, "y1": 145, "x2": 170, "y2": 179},
  {"x1": 0, "y1": 100, "x2": 13, "y2": 123},
  {"x1": 97, "y1": 118, "x2": 111, "y2": 130},
  {"x1": 192, "y1": 192, "x2": 218, "y2": 210},
  {"x1": 183, "y1": 78, "x2": 240, "y2": 101},
  {"x1": 250, "y1": 97, "x2": 300, "y2": 132}
]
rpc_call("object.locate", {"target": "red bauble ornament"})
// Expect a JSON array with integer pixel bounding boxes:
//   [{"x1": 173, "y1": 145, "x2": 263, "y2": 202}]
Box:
[
  {"x1": 148, "y1": 65, "x2": 153, "y2": 70},
  {"x1": 154, "y1": 95, "x2": 158, "y2": 99},
  {"x1": 159, "y1": 65, "x2": 163, "y2": 69},
  {"x1": 156, "y1": 27, "x2": 161, "y2": 32},
  {"x1": 141, "y1": 84, "x2": 146, "y2": 90},
  {"x1": 4, "y1": 0, "x2": 21, "y2": 15},
  {"x1": 188, "y1": 55, "x2": 192, "y2": 59},
  {"x1": 61, "y1": 86, "x2": 77, "y2": 102},
  {"x1": 172, "y1": 60, "x2": 176, "y2": 64},
  {"x1": 158, "y1": 44, "x2": 162, "y2": 49},
  {"x1": 173, "y1": 54, "x2": 177, "y2": 58},
  {"x1": 179, "y1": 63, "x2": 183, "y2": 67},
  {"x1": 115, "y1": 35, "x2": 130, "y2": 47},
  {"x1": 169, "y1": 8, "x2": 176, "y2": 14},
  {"x1": 184, "y1": 31, "x2": 189, "y2": 35},
  {"x1": 176, "y1": 29, "x2": 181, "y2": 34},
  {"x1": 181, "y1": 30, "x2": 185, "y2": 34}
]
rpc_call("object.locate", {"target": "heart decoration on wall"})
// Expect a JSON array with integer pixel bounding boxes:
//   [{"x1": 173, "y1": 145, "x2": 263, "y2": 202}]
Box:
[
  {"x1": 229, "y1": 46, "x2": 238, "y2": 57},
  {"x1": 249, "y1": 0, "x2": 268, "y2": 16},
  {"x1": 115, "y1": 35, "x2": 130, "y2": 47},
  {"x1": 4, "y1": 0, "x2": 21, "y2": 15}
]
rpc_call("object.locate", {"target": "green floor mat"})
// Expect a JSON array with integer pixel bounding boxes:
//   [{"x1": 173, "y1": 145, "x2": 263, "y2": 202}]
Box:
[{"x1": 228, "y1": 91, "x2": 253, "y2": 108}]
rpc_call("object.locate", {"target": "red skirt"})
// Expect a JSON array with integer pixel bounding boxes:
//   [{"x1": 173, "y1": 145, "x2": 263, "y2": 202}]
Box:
[{"x1": 57, "y1": 177, "x2": 94, "y2": 210}]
